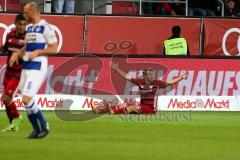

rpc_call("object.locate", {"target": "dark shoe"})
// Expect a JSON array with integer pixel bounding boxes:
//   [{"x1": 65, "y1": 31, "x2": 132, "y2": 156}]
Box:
[
  {"x1": 28, "y1": 131, "x2": 39, "y2": 139},
  {"x1": 38, "y1": 123, "x2": 49, "y2": 138}
]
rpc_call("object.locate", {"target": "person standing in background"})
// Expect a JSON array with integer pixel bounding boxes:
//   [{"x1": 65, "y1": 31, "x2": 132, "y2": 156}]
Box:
[
  {"x1": 163, "y1": 26, "x2": 190, "y2": 56},
  {"x1": 53, "y1": 0, "x2": 75, "y2": 13},
  {"x1": 224, "y1": 0, "x2": 240, "y2": 17}
]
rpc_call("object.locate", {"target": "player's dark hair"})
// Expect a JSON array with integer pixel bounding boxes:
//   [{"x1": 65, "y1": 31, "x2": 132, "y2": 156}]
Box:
[
  {"x1": 172, "y1": 26, "x2": 181, "y2": 36},
  {"x1": 15, "y1": 13, "x2": 25, "y2": 23},
  {"x1": 143, "y1": 67, "x2": 155, "y2": 77}
]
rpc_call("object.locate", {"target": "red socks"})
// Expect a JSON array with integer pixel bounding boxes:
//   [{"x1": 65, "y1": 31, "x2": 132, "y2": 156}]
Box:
[
  {"x1": 5, "y1": 102, "x2": 19, "y2": 123},
  {"x1": 5, "y1": 106, "x2": 13, "y2": 123},
  {"x1": 113, "y1": 105, "x2": 127, "y2": 114},
  {"x1": 98, "y1": 107, "x2": 109, "y2": 114}
]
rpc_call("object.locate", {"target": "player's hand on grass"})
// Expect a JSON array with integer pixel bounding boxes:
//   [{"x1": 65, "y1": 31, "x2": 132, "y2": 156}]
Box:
[
  {"x1": 111, "y1": 62, "x2": 119, "y2": 70},
  {"x1": 9, "y1": 52, "x2": 19, "y2": 67},
  {"x1": 28, "y1": 50, "x2": 40, "y2": 60}
]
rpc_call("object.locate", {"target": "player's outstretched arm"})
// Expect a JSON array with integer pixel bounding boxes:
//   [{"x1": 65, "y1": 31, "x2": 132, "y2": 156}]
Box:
[
  {"x1": 166, "y1": 72, "x2": 187, "y2": 86},
  {"x1": 110, "y1": 62, "x2": 131, "y2": 81}
]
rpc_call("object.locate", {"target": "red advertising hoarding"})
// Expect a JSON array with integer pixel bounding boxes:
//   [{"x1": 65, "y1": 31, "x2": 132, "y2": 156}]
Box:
[
  {"x1": 0, "y1": 13, "x2": 84, "y2": 53},
  {"x1": 0, "y1": 55, "x2": 239, "y2": 96},
  {"x1": 86, "y1": 16, "x2": 201, "y2": 55},
  {"x1": 204, "y1": 18, "x2": 240, "y2": 56},
  {"x1": 1, "y1": 14, "x2": 240, "y2": 56}
]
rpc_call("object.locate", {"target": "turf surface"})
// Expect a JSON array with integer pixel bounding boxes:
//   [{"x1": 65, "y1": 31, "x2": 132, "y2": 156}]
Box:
[{"x1": 0, "y1": 111, "x2": 240, "y2": 160}]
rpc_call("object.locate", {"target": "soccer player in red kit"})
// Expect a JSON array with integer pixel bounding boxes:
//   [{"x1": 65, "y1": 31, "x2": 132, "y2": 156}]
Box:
[
  {"x1": 91, "y1": 62, "x2": 187, "y2": 114},
  {"x1": 0, "y1": 14, "x2": 27, "y2": 132}
]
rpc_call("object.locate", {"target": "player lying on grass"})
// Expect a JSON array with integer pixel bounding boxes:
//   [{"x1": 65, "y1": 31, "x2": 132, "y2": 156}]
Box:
[
  {"x1": 91, "y1": 62, "x2": 187, "y2": 114},
  {"x1": 0, "y1": 14, "x2": 27, "y2": 132}
]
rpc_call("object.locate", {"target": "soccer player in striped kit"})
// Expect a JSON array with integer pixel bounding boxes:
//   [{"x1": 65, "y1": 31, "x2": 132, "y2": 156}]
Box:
[
  {"x1": 10, "y1": 2, "x2": 58, "y2": 138},
  {"x1": 0, "y1": 14, "x2": 26, "y2": 132}
]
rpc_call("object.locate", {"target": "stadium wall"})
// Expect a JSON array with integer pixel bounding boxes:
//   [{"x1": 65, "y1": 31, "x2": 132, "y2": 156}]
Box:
[
  {"x1": 0, "y1": 56, "x2": 240, "y2": 111},
  {"x1": 1, "y1": 14, "x2": 240, "y2": 56},
  {"x1": 0, "y1": 95, "x2": 240, "y2": 111},
  {"x1": 1, "y1": 14, "x2": 240, "y2": 111}
]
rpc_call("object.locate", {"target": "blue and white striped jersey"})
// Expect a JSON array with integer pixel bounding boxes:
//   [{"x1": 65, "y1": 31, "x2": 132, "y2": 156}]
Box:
[{"x1": 24, "y1": 19, "x2": 57, "y2": 70}]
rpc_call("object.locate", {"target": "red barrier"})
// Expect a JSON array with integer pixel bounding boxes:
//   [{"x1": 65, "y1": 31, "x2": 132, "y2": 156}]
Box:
[
  {"x1": 204, "y1": 18, "x2": 240, "y2": 56},
  {"x1": 86, "y1": 16, "x2": 201, "y2": 55},
  {"x1": 1, "y1": 14, "x2": 240, "y2": 56},
  {"x1": 1, "y1": 56, "x2": 240, "y2": 96},
  {"x1": 0, "y1": 14, "x2": 84, "y2": 53}
]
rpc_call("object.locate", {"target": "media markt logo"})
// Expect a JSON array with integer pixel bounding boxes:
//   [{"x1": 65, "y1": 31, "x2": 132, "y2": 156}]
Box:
[
  {"x1": 168, "y1": 98, "x2": 230, "y2": 110},
  {"x1": 195, "y1": 99, "x2": 204, "y2": 108}
]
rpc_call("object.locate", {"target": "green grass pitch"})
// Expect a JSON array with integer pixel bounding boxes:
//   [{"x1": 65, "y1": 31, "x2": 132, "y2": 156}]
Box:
[{"x1": 0, "y1": 111, "x2": 240, "y2": 160}]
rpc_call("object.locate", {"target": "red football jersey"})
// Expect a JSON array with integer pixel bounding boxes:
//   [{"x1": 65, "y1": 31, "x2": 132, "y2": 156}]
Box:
[
  {"x1": 130, "y1": 78, "x2": 167, "y2": 107},
  {"x1": 3, "y1": 29, "x2": 25, "y2": 78}
]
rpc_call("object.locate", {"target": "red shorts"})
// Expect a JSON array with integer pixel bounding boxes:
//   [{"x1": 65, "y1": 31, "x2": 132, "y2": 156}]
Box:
[
  {"x1": 3, "y1": 77, "x2": 20, "y2": 98},
  {"x1": 137, "y1": 103, "x2": 157, "y2": 114}
]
